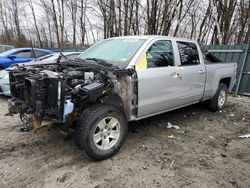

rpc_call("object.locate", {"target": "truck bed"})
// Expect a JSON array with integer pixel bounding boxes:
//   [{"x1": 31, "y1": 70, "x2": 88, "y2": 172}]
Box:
[{"x1": 203, "y1": 62, "x2": 237, "y2": 100}]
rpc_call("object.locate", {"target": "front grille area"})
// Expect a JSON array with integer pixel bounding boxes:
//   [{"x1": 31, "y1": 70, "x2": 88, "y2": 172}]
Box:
[{"x1": 9, "y1": 71, "x2": 60, "y2": 118}]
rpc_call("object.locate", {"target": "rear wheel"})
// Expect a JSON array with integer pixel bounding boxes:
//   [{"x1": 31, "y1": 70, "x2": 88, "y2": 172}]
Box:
[
  {"x1": 75, "y1": 104, "x2": 128, "y2": 160},
  {"x1": 207, "y1": 83, "x2": 228, "y2": 111}
]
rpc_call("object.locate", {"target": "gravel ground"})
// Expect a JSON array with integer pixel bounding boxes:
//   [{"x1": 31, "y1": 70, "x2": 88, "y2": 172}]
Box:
[{"x1": 0, "y1": 95, "x2": 249, "y2": 188}]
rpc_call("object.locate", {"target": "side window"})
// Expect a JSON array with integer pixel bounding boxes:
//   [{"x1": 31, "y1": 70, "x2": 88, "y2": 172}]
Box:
[
  {"x1": 34, "y1": 50, "x2": 51, "y2": 58},
  {"x1": 147, "y1": 40, "x2": 174, "y2": 68},
  {"x1": 14, "y1": 50, "x2": 32, "y2": 58},
  {"x1": 177, "y1": 41, "x2": 200, "y2": 66}
]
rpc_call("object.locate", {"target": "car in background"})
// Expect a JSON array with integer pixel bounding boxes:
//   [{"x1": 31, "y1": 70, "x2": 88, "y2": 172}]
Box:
[
  {"x1": 0, "y1": 52, "x2": 81, "y2": 96},
  {"x1": 0, "y1": 45, "x2": 14, "y2": 53},
  {"x1": 34, "y1": 52, "x2": 81, "y2": 62},
  {"x1": 0, "y1": 48, "x2": 53, "y2": 70}
]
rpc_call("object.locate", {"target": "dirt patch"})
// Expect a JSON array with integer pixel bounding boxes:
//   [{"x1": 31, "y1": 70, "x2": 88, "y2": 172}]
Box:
[{"x1": 0, "y1": 95, "x2": 249, "y2": 188}]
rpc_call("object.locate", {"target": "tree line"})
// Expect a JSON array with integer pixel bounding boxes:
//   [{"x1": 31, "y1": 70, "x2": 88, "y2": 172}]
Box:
[{"x1": 0, "y1": 0, "x2": 249, "y2": 48}]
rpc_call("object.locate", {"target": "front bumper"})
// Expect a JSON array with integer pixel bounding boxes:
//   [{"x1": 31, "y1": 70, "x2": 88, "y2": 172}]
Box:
[{"x1": 8, "y1": 99, "x2": 58, "y2": 132}]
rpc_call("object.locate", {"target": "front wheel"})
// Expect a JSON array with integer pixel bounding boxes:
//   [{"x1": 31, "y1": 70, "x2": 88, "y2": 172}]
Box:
[
  {"x1": 208, "y1": 83, "x2": 228, "y2": 111},
  {"x1": 75, "y1": 104, "x2": 128, "y2": 160}
]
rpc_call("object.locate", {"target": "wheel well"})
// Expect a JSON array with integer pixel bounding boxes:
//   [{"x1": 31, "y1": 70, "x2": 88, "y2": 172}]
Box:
[
  {"x1": 99, "y1": 92, "x2": 124, "y2": 110},
  {"x1": 220, "y1": 77, "x2": 231, "y2": 88}
]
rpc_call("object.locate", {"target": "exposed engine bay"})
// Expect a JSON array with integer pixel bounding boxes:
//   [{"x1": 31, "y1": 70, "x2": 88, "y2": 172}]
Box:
[{"x1": 8, "y1": 59, "x2": 137, "y2": 132}]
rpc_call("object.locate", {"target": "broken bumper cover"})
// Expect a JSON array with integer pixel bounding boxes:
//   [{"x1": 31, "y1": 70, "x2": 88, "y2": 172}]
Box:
[
  {"x1": 8, "y1": 97, "x2": 75, "y2": 132},
  {"x1": 8, "y1": 97, "x2": 74, "y2": 122}
]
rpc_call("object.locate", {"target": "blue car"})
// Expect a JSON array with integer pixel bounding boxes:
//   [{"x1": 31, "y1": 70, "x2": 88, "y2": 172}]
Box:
[{"x1": 0, "y1": 48, "x2": 53, "y2": 70}]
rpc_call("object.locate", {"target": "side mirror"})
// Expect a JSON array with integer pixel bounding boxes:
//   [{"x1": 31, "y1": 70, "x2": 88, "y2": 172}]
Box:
[{"x1": 8, "y1": 55, "x2": 16, "y2": 59}]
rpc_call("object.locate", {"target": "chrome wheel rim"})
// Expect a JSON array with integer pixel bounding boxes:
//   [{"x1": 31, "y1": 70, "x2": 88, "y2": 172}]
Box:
[
  {"x1": 93, "y1": 117, "x2": 121, "y2": 150},
  {"x1": 218, "y1": 90, "x2": 226, "y2": 107}
]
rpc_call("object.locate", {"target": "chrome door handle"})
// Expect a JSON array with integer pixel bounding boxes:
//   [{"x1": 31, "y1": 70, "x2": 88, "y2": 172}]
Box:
[
  {"x1": 170, "y1": 72, "x2": 180, "y2": 77},
  {"x1": 198, "y1": 70, "x2": 205, "y2": 74}
]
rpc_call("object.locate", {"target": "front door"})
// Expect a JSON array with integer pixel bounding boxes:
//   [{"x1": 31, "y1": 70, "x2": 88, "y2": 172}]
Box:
[{"x1": 136, "y1": 40, "x2": 185, "y2": 117}]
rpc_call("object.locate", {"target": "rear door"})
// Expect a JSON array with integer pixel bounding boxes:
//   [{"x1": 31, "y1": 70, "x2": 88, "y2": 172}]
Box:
[{"x1": 176, "y1": 41, "x2": 206, "y2": 103}]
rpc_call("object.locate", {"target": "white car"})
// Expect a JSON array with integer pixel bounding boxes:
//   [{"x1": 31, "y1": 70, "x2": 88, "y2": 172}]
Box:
[
  {"x1": 34, "y1": 52, "x2": 81, "y2": 62},
  {"x1": 0, "y1": 52, "x2": 81, "y2": 96},
  {"x1": 0, "y1": 70, "x2": 10, "y2": 96}
]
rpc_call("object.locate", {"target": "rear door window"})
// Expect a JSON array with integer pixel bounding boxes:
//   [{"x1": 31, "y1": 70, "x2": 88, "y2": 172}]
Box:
[{"x1": 177, "y1": 41, "x2": 200, "y2": 66}]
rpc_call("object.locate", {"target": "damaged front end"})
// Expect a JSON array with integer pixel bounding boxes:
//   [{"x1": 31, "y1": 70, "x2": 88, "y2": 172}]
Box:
[{"x1": 8, "y1": 59, "x2": 137, "y2": 133}]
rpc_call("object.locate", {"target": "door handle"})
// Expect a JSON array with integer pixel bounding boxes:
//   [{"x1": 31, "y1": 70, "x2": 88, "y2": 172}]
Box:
[
  {"x1": 198, "y1": 70, "x2": 205, "y2": 74},
  {"x1": 170, "y1": 72, "x2": 182, "y2": 79},
  {"x1": 170, "y1": 72, "x2": 180, "y2": 77}
]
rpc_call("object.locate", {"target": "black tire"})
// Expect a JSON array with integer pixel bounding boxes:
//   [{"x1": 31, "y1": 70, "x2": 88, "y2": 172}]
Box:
[
  {"x1": 207, "y1": 83, "x2": 228, "y2": 112},
  {"x1": 75, "y1": 104, "x2": 128, "y2": 160}
]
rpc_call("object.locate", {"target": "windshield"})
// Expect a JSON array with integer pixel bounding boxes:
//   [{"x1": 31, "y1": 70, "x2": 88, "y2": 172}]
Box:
[
  {"x1": 78, "y1": 38, "x2": 145, "y2": 68},
  {"x1": 0, "y1": 49, "x2": 17, "y2": 57}
]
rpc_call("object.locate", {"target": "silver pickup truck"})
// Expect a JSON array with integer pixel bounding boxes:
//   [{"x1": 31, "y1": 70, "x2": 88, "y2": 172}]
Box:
[{"x1": 8, "y1": 36, "x2": 237, "y2": 160}]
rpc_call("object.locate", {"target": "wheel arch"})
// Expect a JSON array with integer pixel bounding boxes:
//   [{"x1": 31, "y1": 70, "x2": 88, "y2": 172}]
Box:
[
  {"x1": 219, "y1": 77, "x2": 231, "y2": 89},
  {"x1": 99, "y1": 91, "x2": 125, "y2": 111}
]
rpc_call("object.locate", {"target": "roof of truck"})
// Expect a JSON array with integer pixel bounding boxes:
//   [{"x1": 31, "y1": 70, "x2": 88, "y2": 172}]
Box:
[{"x1": 110, "y1": 35, "x2": 197, "y2": 43}]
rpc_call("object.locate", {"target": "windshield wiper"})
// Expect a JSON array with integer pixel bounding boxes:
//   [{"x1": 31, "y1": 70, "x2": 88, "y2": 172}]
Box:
[
  {"x1": 85, "y1": 58, "x2": 114, "y2": 67},
  {"x1": 57, "y1": 52, "x2": 68, "y2": 63},
  {"x1": 71, "y1": 57, "x2": 120, "y2": 71},
  {"x1": 75, "y1": 57, "x2": 116, "y2": 68}
]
